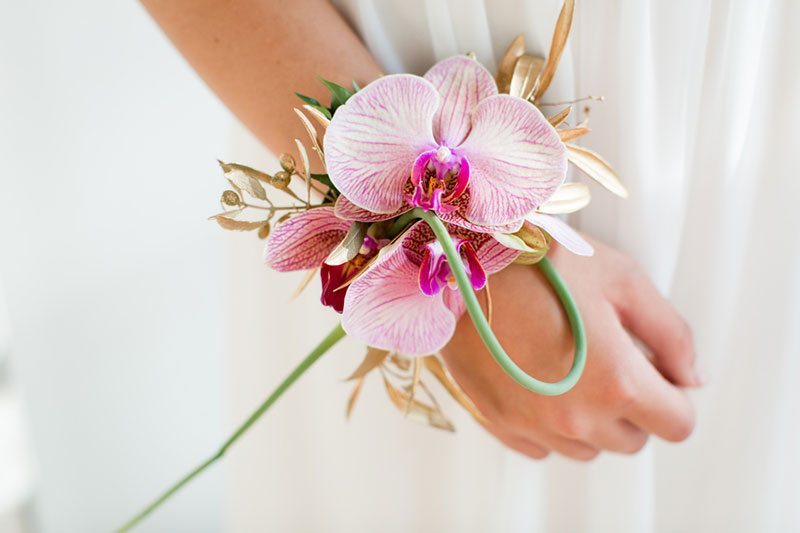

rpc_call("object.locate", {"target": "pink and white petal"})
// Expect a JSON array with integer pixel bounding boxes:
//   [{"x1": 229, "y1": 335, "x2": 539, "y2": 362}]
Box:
[
  {"x1": 458, "y1": 94, "x2": 567, "y2": 226},
  {"x1": 473, "y1": 234, "x2": 521, "y2": 273},
  {"x1": 263, "y1": 207, "x2": 350, "y2": 271},
  {"x1": 423, "y1": 56, "x2": 498, "y2": 147},
  {"x1": 343, "y1": 238, "x2": 457, "y2": 355},
  {"x1": 334, "y1": 194, "x2": 410, "y2": 222},
  {"x1": 526, "y1": 213, "x2": 594, "y2": 256},
  {"x1": 442, "y1": 289, "x2": 466, "y2": 321},
  {"x1": 440, "y1": 208, "x2": 523, "y2": 234},
  {"x1": 324, "y1": 74, "x2": 439, "y2": 214}
]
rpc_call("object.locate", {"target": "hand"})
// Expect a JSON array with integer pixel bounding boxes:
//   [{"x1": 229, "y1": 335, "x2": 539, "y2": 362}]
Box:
[{"x1": 441, "y1": 237, "x2": 702, "y2": 460}]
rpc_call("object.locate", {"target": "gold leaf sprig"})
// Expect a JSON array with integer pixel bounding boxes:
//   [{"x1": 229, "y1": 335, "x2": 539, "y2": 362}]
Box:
[
  {"x1": 495, "y1": 0, "x2": 628, "y2": 200},
  {"x1": 344, "y1": 348, "x2": 487, "y2": 431}
]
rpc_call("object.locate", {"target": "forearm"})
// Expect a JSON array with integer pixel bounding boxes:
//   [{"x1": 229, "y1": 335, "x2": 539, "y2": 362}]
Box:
[{"x1": 141, "y1": 0, "x2": 383, "y2": 155}]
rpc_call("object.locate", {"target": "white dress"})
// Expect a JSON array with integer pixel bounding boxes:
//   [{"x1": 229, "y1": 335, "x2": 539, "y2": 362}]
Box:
[{"x1": 225, "y1": 1, "x2": 800, "y2": 531}]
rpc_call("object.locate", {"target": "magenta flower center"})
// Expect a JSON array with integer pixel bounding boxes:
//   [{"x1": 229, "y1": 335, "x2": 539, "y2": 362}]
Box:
[
  {"x1": 418, "y1": 237, "x2": 486, "y2": 297},
  {"x1": 408, "y1": 146, "x2": 470, "y2": 214}
]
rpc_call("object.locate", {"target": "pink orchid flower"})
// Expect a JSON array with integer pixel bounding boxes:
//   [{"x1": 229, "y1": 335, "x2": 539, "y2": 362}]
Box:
[
  {"x1": 342, "y1": 222, "x2": 519, "y2": 355},
  {"x1": 324, "y1": 55, "x2": 567, "y2": 233},
  {"x1": 263, "y1": 206, "x2": 381, "y2": 312}
]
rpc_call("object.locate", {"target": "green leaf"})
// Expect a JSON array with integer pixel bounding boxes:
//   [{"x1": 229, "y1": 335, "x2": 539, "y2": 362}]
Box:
[
  {"x1": 310, "y1": 172, "x2": 337, "y2": 193},
  {"x1": 352, "y1": 81, "x2": 361, "y2": 93},
  {"x1": 319, "y1": 78, "x2": 353, "y2": 112},
  {"x1": 294, "y1": 92, "x2": 332, "y2": 119}
]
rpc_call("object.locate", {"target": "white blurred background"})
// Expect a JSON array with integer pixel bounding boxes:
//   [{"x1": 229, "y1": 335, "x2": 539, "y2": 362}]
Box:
[{"x1": 0, "y1": 1, "x2": 230, "y2": 531}]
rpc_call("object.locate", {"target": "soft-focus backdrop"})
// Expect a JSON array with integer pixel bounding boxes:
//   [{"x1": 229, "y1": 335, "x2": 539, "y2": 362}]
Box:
[{"x1": 0, "y1": 1, "x2": 229, "y2": 531}]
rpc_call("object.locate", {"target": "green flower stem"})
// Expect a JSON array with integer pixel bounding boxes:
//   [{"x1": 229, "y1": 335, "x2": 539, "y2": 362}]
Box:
[
  {"x1": 387, "y1": 210, "x2": 421, "y2": 238},
  {"x1": 415, "y1": 209, "x2": 587, "y2": 396},
  {"x1": 118, "y1": 323, "x2": 347, "y2": 532}
]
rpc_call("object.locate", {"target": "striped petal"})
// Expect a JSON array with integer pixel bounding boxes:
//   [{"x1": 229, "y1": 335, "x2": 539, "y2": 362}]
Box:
[
  {"x1": 474, "y1": 233, "x2": 521, "y2": 273},
  {"x1": 324, "y1": 74, "x2": 439, "y2": 214},
  {"x1": 424, "y1": 55, "x2": 497, "y2": 147},
  {"x1": 458, "y1": 95, "x2": 567, "y2": 227},
  {"x1": 263, "y1": 207, "x2": 350, "y2": 271},
  {"x1": 526, "y1": 213, "x2": 594, "y2": 256},
  {"x1": 343, "y1": 228, "x2": 457, "y2": 355},
  {"x1": 334, "y1": 194, "x2": 410, "y2": 222}
]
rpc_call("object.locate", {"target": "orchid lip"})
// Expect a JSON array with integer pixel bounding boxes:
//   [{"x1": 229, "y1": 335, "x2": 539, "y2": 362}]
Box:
[
  {"x1": 407, "y1": 148, "x2": 470, "y2": 214},
  {"x1": 418, "y1": 237, "x2": 486, "y2": 297}
]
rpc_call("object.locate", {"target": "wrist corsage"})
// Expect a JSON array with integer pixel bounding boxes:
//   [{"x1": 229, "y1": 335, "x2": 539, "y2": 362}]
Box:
[{"x1": 121, "y1": 0, "x2": 625, "y2": 529}]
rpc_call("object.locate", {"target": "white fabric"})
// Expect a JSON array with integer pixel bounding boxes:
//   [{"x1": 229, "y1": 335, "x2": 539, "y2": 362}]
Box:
[{"x1": 226, "y1": 1, "x2": 800, "y2": 531}]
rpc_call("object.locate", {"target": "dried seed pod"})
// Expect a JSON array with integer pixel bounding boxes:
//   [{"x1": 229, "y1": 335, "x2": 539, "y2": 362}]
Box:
[
  {"x1": 221, "y1": 190, "x2": 241, "y2": 207},
  {"x1": 257, "y1": 223, "x2": 271, "y2": 239},
  {"x1": 271, "y1": 170, "x2": 292, "y2": 189},
  {"x1": 279, "y1": 153, "x2": 296, "y2": 173}
]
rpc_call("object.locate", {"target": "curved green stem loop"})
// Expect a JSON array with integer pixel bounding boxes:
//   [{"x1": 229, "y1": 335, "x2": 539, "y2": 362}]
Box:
[
  {"x1": 416, "y1": 209, "x2": 586, "y2": 396},
  {"x1": 118, "y1": 323, "x2": 347, "y2": 532}
]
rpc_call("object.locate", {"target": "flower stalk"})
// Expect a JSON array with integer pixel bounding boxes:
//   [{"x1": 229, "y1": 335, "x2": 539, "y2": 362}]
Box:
[
  {"x1": 118, "y1": 323, "x2": 347, "y2": 532},
  {"x1": 415, "y1": 209, "x2": 587, "y2": 395}
]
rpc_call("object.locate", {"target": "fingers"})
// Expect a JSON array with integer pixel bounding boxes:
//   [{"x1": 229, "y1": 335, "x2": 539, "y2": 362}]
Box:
[
  {"x1": 587, "y1": 419, "x2": 649, "y2": 454},
  {"x1": 613, "y1": 270, "x2": 703, "y2": 387},
  {"x1": 540, "y1": 434, "x2": 599, "y2": 461},
  {"x1": 492, "y1": 431, "x2": 550, "y2": 460},
  {"x1": 507, "y1": 422, "x2": 599, "y2": 461},
  {"x1": 624, "y1": 349, "x2": 696, "y2": 442}
]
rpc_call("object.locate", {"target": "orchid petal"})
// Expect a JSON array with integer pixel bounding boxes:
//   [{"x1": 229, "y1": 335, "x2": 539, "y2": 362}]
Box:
[
  {"x1": 471, "y1": 233, "x2": 521, "y2": 273},
  {"x1": 458, "y1": 94, "x2": 567, "y2": 226},
  {"x1": 462, "y1": 243, "x2": 487, "y2": 291},
  {"x1": 526, "y1": 213, "x2": 594, "y2": 256},
  {"x1": 424, "y1": 56, "x2": 497, "y2": 146},
  {"x1": 334, "y1": 194, "x2": 409, "y2": 222},
  {"x1": 343, "y1": 236, "x2": 457, "y2": 355},
  {"x1": 263, "y1": 207, "x2": 350, "y2": 271},
  {"x1": 442, "y1": 289, "x2": 466, "y2": 320},
  {"x1": 440, "y1": 208, "x2": 523, "y2": 234},
  {"x1": 324, "y1": 75, "x2": 439, "y2": 213}
]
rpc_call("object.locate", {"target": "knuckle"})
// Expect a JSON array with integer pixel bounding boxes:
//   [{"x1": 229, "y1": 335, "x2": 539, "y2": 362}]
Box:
[
  {"x1": 528, "y1": 448, "x2": 550, "y2": 460},
  {"x1": 619, "y1": 434, "x2": 649, "y2": 455},
  {"x1": 553, "y1": 412, "x2": 588, "y2": 440},
  {"x1": 570, "y1": 448, "x2": 600, "y2": 462},
  {"x1": 607, "y1": 376, "x2": 638, "y2": 410}
]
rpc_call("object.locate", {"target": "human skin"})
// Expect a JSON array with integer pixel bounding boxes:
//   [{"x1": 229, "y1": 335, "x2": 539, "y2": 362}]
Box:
[{"x1": 142, "y1": 0, "x2": 701, "y2": 460}]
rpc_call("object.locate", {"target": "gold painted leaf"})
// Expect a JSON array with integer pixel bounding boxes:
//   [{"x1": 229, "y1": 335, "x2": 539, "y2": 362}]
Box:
[
  {"x1": 558, "y1": 126, "x2": 590, "y2": 142},
  {"x1": 294, "y1": 139, "x2": 310, "y2": 178},
  {"x1": 496, "y1": 34, "x2": 526, "y2": 93},
  {"x1": 532, "y1": 0, "x2": 575, "y2": 103},
  {"x1": 548, "y1": 106, "x2": 572, "y2": 127},
  {"x1": 290, "y1": 267, "x2": 318, "y2": 300},
  {"x1": 509, "y1": 54, "x2": 544, "y2": 100},
  {"x1": 492, "y1": 231, "x2": 539, "y2": 253},
  {"x1": 390, "y1": 354, "x2": 412, "y2": 372},
  {"x1": 326, "y1": 222, "x2": 368, "y2": 266},
  {"x1": 423, "y1": 356, "x2": 487, "y2": 425},
  {"x1": 293, "y1": 108, "x2": 325, "y2": 166},
  {"x1": 566, "y1": 143, "x2": 629, "y2": 198},
  {"x1": 302, "y1": 104, "x2": 331, "y2": 131},
  {"x1": 345, "y1": 377, "x2": 364, "y2": 419},
  {"x1": 382, "y1": 376, "x2": 455, "y2": 432},
  {"x1": 212, "y1": 215, "x2": 268, "y2": 231},
  {"x1": 345, "y1": 346, "x2": 390, "y2": 381},
  {"x1": 218, "y1": 161, "x2": 269, "y2": 200},
  {"x1": 512, "y1": 224, "x2": 550, "y2": 265},
  {"x1": 538, "y1": 182, "x2": 591, "y2": 214}
]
